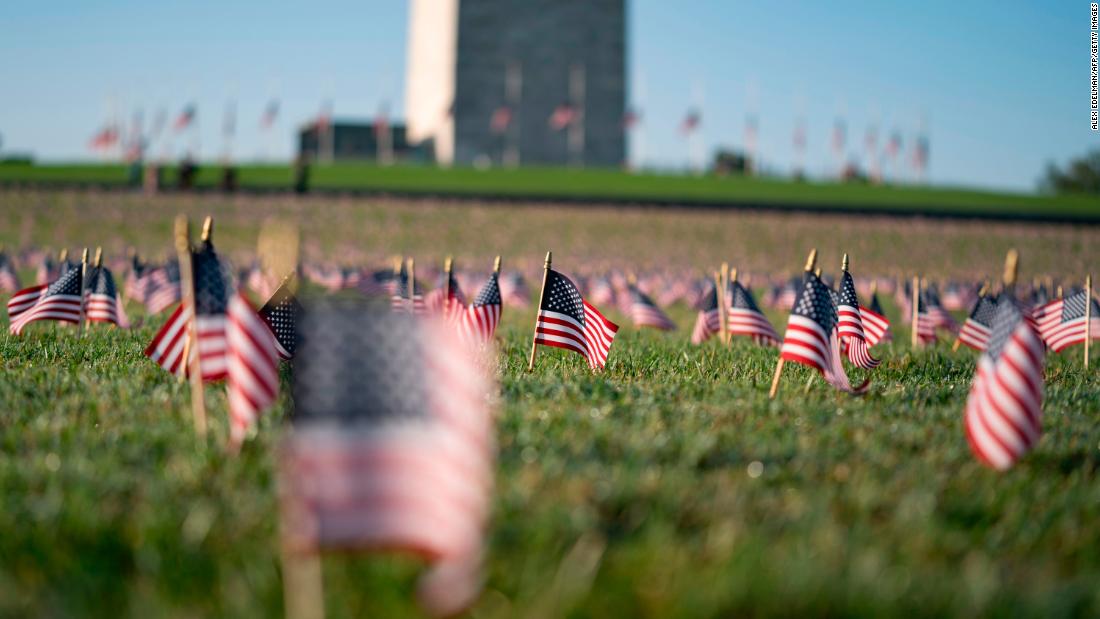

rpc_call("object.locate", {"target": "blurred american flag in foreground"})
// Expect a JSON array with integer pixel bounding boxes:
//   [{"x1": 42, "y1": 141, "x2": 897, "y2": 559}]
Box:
[{"x1": 279, "y1": 303, "x2": 495, "y2": 616}]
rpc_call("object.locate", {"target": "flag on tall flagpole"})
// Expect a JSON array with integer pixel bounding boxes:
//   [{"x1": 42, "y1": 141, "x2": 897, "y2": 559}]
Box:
[{"x1": 174, "y1": 104, "x2": 196, "y2": 132}]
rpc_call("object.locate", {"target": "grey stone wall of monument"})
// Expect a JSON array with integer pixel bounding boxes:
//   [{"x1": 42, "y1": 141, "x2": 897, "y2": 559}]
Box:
[{"x1": 447, "y1": 0, "x2": 626, "y2": 167}]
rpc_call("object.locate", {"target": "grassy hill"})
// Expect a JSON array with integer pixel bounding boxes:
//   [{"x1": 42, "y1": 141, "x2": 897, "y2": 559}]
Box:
[{"x1": 1, "y1": 161, "x2": 1096, "y2": 221}]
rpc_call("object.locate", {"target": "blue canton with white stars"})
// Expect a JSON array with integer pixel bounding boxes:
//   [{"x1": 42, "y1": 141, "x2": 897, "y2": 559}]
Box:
[{"x1": 541, "y1": 269, "x2": 586, "y2": 324}]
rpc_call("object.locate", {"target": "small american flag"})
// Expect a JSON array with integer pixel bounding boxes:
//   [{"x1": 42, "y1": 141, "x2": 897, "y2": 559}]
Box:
[
  {"x1": 914, "y1": 288, "x2": 938, "y2": 344},
  {"x1": 391, "y1": 262, "x2": 427, "y2": 315},
  {"x1": 965, "y1": 298, "x2": 1045, "y2": 470},
  {"x1": 726, "y1": 279, "x2": 778, "y2": 346},
  {"x1": 690, "y1": 282, "x2": 721, "y2": 345},
  {"x1": 534, "y1": 269, "x2": 619, "y2": 370},
  {"x1": 836, "y1": 270, "x2": 880, "y2": 369},
  {"x1": 145, "y1": 262, "x2": 182, "y2": 315},
  {"x1": 860, "y1": 291, "x2": 891, "y2": 347},
  {"x1": 191, "y1": 240, "x2": 230, "y2": 381},
  {"x1": 459, "y1": 270, "x2": 502, "y2": 344},
  {"x1": 143, "y1": 240, "x2": 230, "y2": 382},
  {"x1": 9, "y1": 264, "x2": 83, "y2": 335},
  {"x1": 83, "y1": 265, "x2": 128, "y2": 328},
  {"x1": 924, "y1": 285, "x2": 958, "y2": 333},
  {"x1": 779, "y1": 272, "x2": 868, "y2": 394},
  {"x1": 958, "y1": 294, "x2": 999, "y2": 351},
  {"x1": 425, "y1": 268, "x2": 465, "y2": 322},
  {"x1": 124, "y1": 254, "x2": 150, "y2": 303},
  {"x1": 628, "y1": 283, "x2": 675, "y2": 331},
  {"x1": 1033, "y1": 290, "x2": 1100, "y2": 352},
  {"x1": 0, "y1": 252, "x2": 20, "y2": 293},
  {"x1": 280, "y1": 305, "x2": 494, "y2": 617},
  {"x1": 226, "y1": 291, "x2": 280, "y2": 447},
  {"x1": 259, "y1": 279, "x2": 301, "y2": 360},
  {"x1": 499, "y1": 271, "x2": 530, "y2": 307}
]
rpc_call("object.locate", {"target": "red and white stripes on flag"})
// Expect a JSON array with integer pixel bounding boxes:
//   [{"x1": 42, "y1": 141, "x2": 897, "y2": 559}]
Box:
[
  {"x1": 536, "y1": 302, "x2": 619, "y2": 370},
  {"x1": 1032, "y1": 292, "x2": 1100, "y2": 353},
  {"x1": 280, "y1": 311, "x2": 495, "y2": 617},
  {"x1": 859, "y1": 305, "x2": 890, "y2": 348},
  {"x1": 143, "y1": 304, "x2": 228, "y2": 382},
  {"x1": 964, "y1": 301, "x2": 1045, "y2": 470},
  {"x1": 84, "y1": 292, "x2": 121, "y2": 326},
  {"x1": 226, "y1": 292, "x2": 279, "y2": 447},
  {"x1": 144, "y1": 304, "x2": 191, "y2": 376},
  {"x1": 836, "y1": 272, "x2": 880, "y2": 369},
  {"x1": 534, "y1": 269, "x2": 619, "y2": 370},
  {"x1": 458, "y1": 272, "x2": 503, "y2": 344},
  {"x1": 9, "y1": 267, "x2": 83, "y2": 336},
  {"x1": 6, "y1": 284, "x2": 47, "y2": 321},
  {"x1": 778, "y1": 274, "x2": 868, "y2": 394}
]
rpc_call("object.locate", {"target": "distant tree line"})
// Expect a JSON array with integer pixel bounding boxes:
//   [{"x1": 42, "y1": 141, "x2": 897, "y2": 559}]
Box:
[{"x1": 1042, "y1": 149, "x2": 1100, "y2": 195}]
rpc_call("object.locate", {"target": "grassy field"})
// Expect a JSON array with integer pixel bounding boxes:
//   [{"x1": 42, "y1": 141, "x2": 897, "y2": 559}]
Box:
[
  {"x1": 1, "y1": 161, "x2": 1098, "y2": 220},
  {"x1": 2, "y1": 190, "x2": 1100, "y2": 617}
]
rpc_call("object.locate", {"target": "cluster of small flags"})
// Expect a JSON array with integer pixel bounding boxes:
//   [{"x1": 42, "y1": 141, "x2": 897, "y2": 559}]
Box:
[{"x1": 7, "y1": 230, "x2": 1100, "y2": 614}]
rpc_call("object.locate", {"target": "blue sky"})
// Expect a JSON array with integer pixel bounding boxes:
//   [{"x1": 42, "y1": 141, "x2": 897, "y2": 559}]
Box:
[{"x1": 0, "y1": 0, "x2": 1094, "y2": 191}]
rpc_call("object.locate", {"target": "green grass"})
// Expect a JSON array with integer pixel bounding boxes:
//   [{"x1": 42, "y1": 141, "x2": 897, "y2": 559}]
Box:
[
  {"x1": 2, "y1": 300, "x2": 1100, "y2": 618},
  {"x1": 1, "y1": 161, "x2": 1097, "y2": 220},
  {"x1": 2, "y1": 189, "x2": 1100, "y2": 617}
]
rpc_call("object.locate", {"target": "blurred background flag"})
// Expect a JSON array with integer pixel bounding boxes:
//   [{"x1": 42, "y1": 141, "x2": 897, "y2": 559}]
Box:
[
  {"x1": 627, "y1": 280, "x2": 675, "y2": 331},
  {"x1": 460, "y1": 268, "x2": 502, "y2": 344},
  {"x1": 173, "y1": 103, "x2": 196, "y2": 132},
  {"x1": 690, "y1": 281, "x2": 721, "y2": 345},
  {"x1": 226, "y1": 291, "x2": 279, "y2": 447},
  {"x1": 958, "y1": 291, "x2": 999, "y2": 351},
  {"x1": 726, "y1": 276, "x2": 778, "y2": 346},
  {"x1": 964, "y1": 298, "x2": 1044, "y2": 470},
  {"x1": 280, "y1": 305, "x2": 495, "y2": 617}
]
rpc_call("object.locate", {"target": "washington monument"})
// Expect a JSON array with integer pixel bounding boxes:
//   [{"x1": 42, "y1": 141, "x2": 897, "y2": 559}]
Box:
[{"x1": 405, "y1": 0, "x2": 626, "y2": 167}]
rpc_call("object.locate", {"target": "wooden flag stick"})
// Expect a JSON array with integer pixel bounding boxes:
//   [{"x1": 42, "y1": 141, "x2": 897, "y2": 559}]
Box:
[
  {"x1": 721, "y1": 262, "x2": 731, "y2": 344},
  {"x1": 910, "y1": 276, "x2": 920, "y2": 348},
  {"x1": 715, "y1": 269, "x2": 728, "y2": 346},
  {"x1": 176, "y1": 215, "x2": 207, "y2": 437},
  {"x1": 280, "y1": 537, "x2": 324, "y2": 619},
  {"x1": 444, "y1": 255, "x2": 453, "y2": 315},
  {"x1": 727, "y1": 267, "x2": 739, "y2": 348},
  {"x1": 1085, "y1": 274, "x2": 1092, "y2": 370},
  {"x1": 407, "y1": 257, "x2": 416, "y2": 312},
  {"x1": 1003, "y1": 249, "x2": 1018, "y2": 296},
  {"x1": 528, "y1": 251, "x2": 552, "y2": 372},
  {"x1": 493, "y1": 255, "x2": 502, "y2": 274},
  {"x1": 770, "y1": 248, "x2": 816, "y2": 399},
  {"x1": 78, "y1": 248, "x2": 89, "y2": 332}
]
